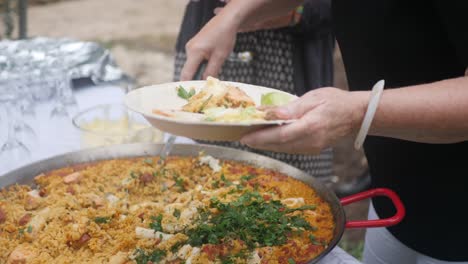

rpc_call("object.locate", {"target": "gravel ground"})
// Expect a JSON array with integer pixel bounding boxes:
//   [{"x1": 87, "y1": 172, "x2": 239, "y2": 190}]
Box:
[{"x1": 24, "y1": 0, "x2": 368, "y2": 258}]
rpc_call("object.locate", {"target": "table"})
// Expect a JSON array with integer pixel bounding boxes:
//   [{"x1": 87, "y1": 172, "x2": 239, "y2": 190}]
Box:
[{"x1": 0, "y1": 84, "x2": 362, "y2": 264}]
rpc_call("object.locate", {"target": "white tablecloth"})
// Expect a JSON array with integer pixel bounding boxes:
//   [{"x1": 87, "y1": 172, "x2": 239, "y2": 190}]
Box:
[
  {"x1": 0, "y1": 84, "x2": 361, "y2": 264},
  {"x1": 0, "y1": 84, "x2": 195, "y2": 174}
]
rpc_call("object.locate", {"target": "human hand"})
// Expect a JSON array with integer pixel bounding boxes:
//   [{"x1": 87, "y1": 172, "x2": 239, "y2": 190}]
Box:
[
  {"x1": 180, "y1": 0, "x2": 302, "y2": 80},
  {"x1": 180, "y1": 11, "x2": 239, "y2": 80},
  {"x1": 241, "y1": 88, "x2": 368, "y2": 154}
]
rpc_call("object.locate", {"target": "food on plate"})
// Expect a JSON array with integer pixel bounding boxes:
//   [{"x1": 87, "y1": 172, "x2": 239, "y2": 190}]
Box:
[
  {"x1": 181, "y1": 77, "x2": 255, "y2": 113},
  {"x1": 153, "y1": 77, "x2": 295, "y2": 123},
  {"x1": 177, "y1": 86, "x2": 196, "y2": 100},
  {"x1": 0, "y1": 155, "x2": 334, "y2": 263},
  {"x1": 203, "y1": 107, "x2": 266, "y2": 122},
  {"x1": 261, "y1": 91, "x2": 294, "y2": 107}
]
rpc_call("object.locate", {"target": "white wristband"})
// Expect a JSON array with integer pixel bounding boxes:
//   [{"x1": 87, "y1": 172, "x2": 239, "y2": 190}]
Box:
[{"x1": 354, "y1": 80, "x2": 385, "y2": 150}]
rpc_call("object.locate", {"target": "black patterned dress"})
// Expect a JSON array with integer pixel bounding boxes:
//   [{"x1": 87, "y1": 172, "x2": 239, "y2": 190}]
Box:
[{"x1": 174, "y1": 0, "x2": 335, "y2": 179}]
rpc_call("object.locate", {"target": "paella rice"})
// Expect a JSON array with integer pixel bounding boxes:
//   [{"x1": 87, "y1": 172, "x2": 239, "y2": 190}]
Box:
[{"x1": 0, "y1": 154, "x2": 335, "y2": 263}]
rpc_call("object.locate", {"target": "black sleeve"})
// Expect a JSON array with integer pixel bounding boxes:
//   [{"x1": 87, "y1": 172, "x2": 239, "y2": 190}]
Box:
[
  {"x1": 291, "y1": 0, "x2": 335, "y2": 94},
  {"x1": 175, "y1": 1, "x2": 224, "y2": 52},
  {"x1": 297, "y1": 0, "x2": 332, "y2": 37},
  {"x1": 432, "y1": 1, "x2": 468, "y2": 67}
]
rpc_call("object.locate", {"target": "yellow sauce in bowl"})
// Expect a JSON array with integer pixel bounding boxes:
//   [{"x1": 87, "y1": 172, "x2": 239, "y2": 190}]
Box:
[{"x1": 80, "y1": 117, "x2": 163, "y2": 148}]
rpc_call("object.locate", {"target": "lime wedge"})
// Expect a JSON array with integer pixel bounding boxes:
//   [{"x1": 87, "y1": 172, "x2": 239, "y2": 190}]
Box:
[{"x1": 261, "y1": 92, "x2": 293, "y2": 106}]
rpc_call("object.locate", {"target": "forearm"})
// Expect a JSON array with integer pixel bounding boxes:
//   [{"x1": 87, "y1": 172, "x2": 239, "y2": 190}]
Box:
[
  {"x1": 360, "y1": 76, "x2": 468, "y2": 143},
  {"x1": 218, "y1": 0, "x2": 303, "y2": 28}
]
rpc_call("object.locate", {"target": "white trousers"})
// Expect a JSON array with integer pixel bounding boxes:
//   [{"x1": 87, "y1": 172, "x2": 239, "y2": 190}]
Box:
[{"x1": 363, "y1": 204, "x2": 468, "y2": 264}]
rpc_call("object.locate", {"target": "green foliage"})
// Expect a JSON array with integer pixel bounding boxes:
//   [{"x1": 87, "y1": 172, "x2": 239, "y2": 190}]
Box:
[{"x1": 339, "y1": 237, "x2": 365, "y2": 260}]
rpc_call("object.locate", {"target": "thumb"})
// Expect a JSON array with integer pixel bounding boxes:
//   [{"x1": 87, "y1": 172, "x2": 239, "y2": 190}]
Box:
[
  {"x1": 271, "y1": 104, "x2": 299, "y2": 120},
  {"x1": 272, "y1": 97, "x2": 324, "y2": 119}
]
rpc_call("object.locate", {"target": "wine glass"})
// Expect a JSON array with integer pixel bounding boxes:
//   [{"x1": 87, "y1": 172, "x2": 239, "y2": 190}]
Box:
[
  {"x1": 49, "y1": 72, "x2": 78, "y2": 118},
  {"x1": 0, "y1": 92, "x2": 31, "y2": 174},
  {"x1": 0, "y1": 78, "x2": 38, "y2": 150}
]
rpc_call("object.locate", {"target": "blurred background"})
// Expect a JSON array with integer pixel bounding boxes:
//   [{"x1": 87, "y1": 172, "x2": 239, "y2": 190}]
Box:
[{"x1": 1, "y1": 0, "x2": 369, "y2": 258}]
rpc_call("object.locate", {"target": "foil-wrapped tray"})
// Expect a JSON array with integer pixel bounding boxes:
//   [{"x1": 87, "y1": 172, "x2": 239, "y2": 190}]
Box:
[{"x1": 0, "y1": 37, "x2": 133, "y2": 87}]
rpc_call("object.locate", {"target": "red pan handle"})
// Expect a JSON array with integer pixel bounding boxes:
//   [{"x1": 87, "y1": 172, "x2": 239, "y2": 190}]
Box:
[{"x1": 340, "y1": 188, "x2": 405, "y2": 228}]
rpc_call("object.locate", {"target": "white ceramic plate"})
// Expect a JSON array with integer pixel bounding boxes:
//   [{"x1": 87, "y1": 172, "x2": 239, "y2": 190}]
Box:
[{"x1": 124, "y1": 80, "x2": 296, "y2": 141}]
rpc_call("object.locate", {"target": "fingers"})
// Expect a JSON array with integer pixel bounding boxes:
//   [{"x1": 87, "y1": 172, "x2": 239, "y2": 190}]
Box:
[
  {"x1": 202, "y1": 52, "x2": 228, "y2": 79},
  {"x1": 181, "y1": 11, "x2": 237, "y2": 80},
  {"x1": 264, "y1": 109, "x2": 282, "y2": 120},
  {"x1": 181, "y1": 51, "x2": 205, "y2": 81},
  {"x1": 241, "y1": 122, "x2": 321, "y2": 154},
  {"x1": 181, "y1": 49, "x2": 228, "y2": 80},
  {"x1": 241, "y1": 117, "x2": 310, "y2": 147},
  {"x1": 241, "y1": 88, "x2": 353, "y2": 155}
]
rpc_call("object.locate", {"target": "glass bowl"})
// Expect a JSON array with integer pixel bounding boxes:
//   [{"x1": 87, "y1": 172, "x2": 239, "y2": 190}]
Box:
[{"x1": 72, "y1": 104, "x2": 164, "y2": 148}]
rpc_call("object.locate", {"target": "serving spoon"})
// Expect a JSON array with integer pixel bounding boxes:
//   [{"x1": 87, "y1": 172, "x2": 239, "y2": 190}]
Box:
[{"x1": 158, "y1": 134, "x2": 176, "y2": 165}]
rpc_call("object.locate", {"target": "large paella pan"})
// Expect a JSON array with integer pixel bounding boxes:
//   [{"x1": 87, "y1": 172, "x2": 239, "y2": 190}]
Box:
[{"x1": 0, "y1": 144, "x2": 404, "y2": 263}]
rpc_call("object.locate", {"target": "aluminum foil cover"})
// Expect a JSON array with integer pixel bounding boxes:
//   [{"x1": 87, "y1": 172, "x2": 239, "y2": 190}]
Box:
[{"x1": 0, "y1": 37, "x2": 132, "y2": 85}]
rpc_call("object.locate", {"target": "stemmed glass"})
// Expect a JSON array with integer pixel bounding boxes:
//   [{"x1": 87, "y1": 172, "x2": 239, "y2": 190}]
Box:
[
  {"x1": 48, "y1": 71, "x2": 78, "y2": 118},
  {"x1": 0, "y1": 92, "x2": 31, "y2": 173},
  {"x1": 45, "y1": 71, "x2": 80, "y2": 155},
  {"x1": 0, "y1": 78, "x2": 38, "y2": 150}
]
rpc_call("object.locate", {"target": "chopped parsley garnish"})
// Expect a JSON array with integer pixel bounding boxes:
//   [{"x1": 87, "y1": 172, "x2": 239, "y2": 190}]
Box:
[
  {"x1": 212, "y1": 180, "x2": 220, "y2": 188},
  {"x1": 130, "y1": 171, "x2": 139, "y2": 179},
  {"x1": 309, "y1": 234, "x2": 324, "y2": 246},
  {"x1": 240, "y1": 174, "x2": 256, "y2": 182},
  {"x1": 253, "y1": 182, "x2": 260, "y2": 191},
  {"x1": 288, "y1": 258, "x2": 296, "y2": 264},
  {"x1": 220, "y1": 174, "x2": 233, "y2": 187},
  {"x1": 309, "y1": 234, "x2": 316, "y2": 241},
  {"x1": 149, "y1": 214, "x2": 163, "y2": 232},
  {"x1": 133, "y1": 248, "x2": 166, "y2": 264},
  {"x1": 187, "y1": 191, "x2": 314, "y2": 249},
  {"x1": 177, "y1": 85, "x2": 196, "y2": 100},
  {"x1": 290, "y1": 215, "x2": 311, "y2": 228},
  {"x1": 220, "y1": 250, "x2": 250, "y2": 264},
  {"x1": 94, "y1": 217, "x2": 111, "y2": 224},
  {"x1": 199, "y1": 94, "x2": 213, "y2": 112},
  {"x1": 173, "y1": 209, "x2": 181, "y2": 219},
  {"x1": 17, "y1": 225, "x2": 32, "y2": 237},
  {"x1": 286, "y1": 204, "x2": 317, "y2": 212},
  {"x1": 170, "y1": 241, "x2": 185, "y2": 253},
  {"x1": 175, "y1": 177, "x2": 186, "y2": 192},
  {"x1": 153, "y1": 168, "x2": 167, "y2": 178}
]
